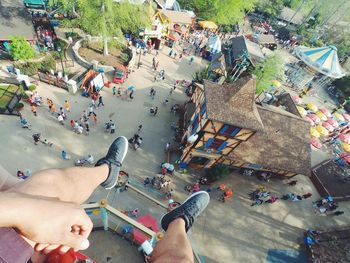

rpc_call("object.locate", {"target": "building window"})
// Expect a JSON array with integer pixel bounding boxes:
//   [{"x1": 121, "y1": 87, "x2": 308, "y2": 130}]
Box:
[
  {"x1": 219, "y1": 124, "x2": 241, "y2": 137},
  {"x1": 191, "y1": 113, "x2": 199, "y2": 134},
  {"x1": 200, "y1": 103, "x2": 206, "y2": 116},
  {"x1": 204, "y1": 138, "x2": 228, "y2": 152}
]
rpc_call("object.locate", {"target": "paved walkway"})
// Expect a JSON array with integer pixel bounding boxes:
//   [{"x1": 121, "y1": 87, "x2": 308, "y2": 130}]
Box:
[{"x1": 1, "y1": 44, "x2": 350, "y2": 263}]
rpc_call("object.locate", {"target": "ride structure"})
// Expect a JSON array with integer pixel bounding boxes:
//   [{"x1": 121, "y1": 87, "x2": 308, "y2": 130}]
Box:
[{"x1": 288, "y1": 45, "x2": 345, "y2": 91}]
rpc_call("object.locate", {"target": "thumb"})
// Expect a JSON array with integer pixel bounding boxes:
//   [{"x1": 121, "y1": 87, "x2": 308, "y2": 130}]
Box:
[{"x1": 63, "y1": 233, "x2": 90, "y2": 250}]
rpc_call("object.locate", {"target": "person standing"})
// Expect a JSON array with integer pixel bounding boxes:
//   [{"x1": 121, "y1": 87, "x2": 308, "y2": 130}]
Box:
[
  {"x1": 150, "y1": 88, "x2": 155, "y2": 97},
  {"x1": 98, "y1": 95, "x2": 104, "y2": 107},
  {"x1": 165, "y1": 142, "x2": 170, "y2": 151},
  {"x1": 110, "y1": 122, "x2": 116, "y2": 134},
  {"x1": 153, "y1": 106, "x2": 158, "y2": 116},
  {"x1": 138, "y1": 124, "x2": 143, "y2": 133},
  {"x1": 57, "y1": 114, "x2": 64, "y2": 125},
  {"x1": 64, "y1": 100, "x2": 70, "y2": 112},
  {"x1": 31, "y1": 104, "x2": 37, "y2": 117},
  {"x1": 112, "y1": 86, "x2": 117, "y2": 96}
]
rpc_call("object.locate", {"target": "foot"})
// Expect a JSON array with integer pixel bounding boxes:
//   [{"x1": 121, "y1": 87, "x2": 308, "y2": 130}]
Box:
[
  {"x1": 161, "y1": 191, "x2": 210, "y2": 232},
  {"x1": 95, "y1": 136, "x2": 128, "y2": 189}
]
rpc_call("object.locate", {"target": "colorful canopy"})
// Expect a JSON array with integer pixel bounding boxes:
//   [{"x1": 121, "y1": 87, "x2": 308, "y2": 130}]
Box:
[
  {"x1": 342, "y1": 143, "x2": 350, "y2": 153},
  {"x1": 316, "y1": 111, "x2": 327, "y2": 121},
  {"x1": 307, "y1": 103, "x2": 318, "y2": 112},
  {"x1": 198, "y1": 21, "x2": 218, "y2": 30},
  {"x1": 319, "y1": 108, "x2": 331, "y2": 118},
  {"x1": 304, "y1": 116, "x2": 315, "y2": 126},
  {"x1": 343, "y1": 113, "x2": 350, "y2": 122},
  {"x1": 316, "y1": 125, "x2": 329, "y2": 136},
  {"x1": 339, "y1": 152, "x2": 350, "y2": 163},
  {"x1": 292, "y1": 96, "x2": 302, "y2": 104},
  {"x1": 322, "y1": 121, "x2": 334, "y2": 132},
  {"x1": 207, "y1": 35, "x2": 221, "y2": 54},
  {"x1": 311, "y1": 138, "x2": 322, "y2": 149},
  {"x1": 271, "y1": 80, "x2": 281, "y2": 87},
  {"x1": 334, "y1": 112, "x2": 345, "y2": 122},
  {"x1": 295, "y1": 45, "x2": 345, "y2": 79},
  {"x1": 310, "y1": 127, "x2": 320, "y2": 138},
  {"x1": 297, "y1": 106, "x2": 307, "y2": 116},
  {"x1": 327, "y1": 118, "x2": 339, "y2": 128},
  {"x1": 338, "y1": 134, "x2": 350, "y2": 144},
  {"x1": 308, "y1": 114, "x2": 321, "y2": 124}
]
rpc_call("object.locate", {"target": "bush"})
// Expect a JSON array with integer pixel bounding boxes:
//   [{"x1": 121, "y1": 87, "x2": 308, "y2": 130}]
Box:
[
  {"x1": 21, "y1": 93, "x2": 29, "y2": 99},
  {"x1": 9, "y1": 36, "x2": 35, "y2": 61},
  {"x1": 28, "y1": 84, "x2": 37, "y2": 91},
  {"x1": 119, "y1": 52, "x2": 130, "y2": 64},
  {"x1": 205, "y1": 164, "x2": 231, "y2": 183},
  {"x1": 65, "y1": 32, "x2": 79, "y2": 40},
  {"x1": 40, "y1": 55, "x2": 56, "y2": 72},
  {"x1": 15, "y1": 102, "x2": 24, "y2": 109},
  {"x1": 51, "y1": 51, "x2": 61, "y2": 60},
  {"x1": 14, "y1": 61, "x2": 41, "y2": 76}
]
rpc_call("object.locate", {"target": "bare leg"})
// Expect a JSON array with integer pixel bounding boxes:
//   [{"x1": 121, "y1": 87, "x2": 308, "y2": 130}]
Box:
[
  {"x1": 0, "y1": 164, "x2": 20, "y2": 191},
  {"x1": 150, "y1": 218, "x2": 193, "y2": 263},
  {"x1": 8, "y1": 165, "x2": 109, "y2": 204}
]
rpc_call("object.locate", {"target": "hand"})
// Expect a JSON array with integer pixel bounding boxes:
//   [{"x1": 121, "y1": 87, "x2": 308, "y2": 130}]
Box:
[{"x1": 2, "y1": 192, "x2": 93, "y2": 251}]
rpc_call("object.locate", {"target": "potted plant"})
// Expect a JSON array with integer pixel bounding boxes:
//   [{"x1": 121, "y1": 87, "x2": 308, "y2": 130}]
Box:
[{"x1": 15, "y1": 102, "x2": 24, "y2": 111}]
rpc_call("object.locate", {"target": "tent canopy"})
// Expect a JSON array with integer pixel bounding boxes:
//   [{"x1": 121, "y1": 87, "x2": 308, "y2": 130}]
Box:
[
  {"x1": 198, "y1": 21, "x2": 218, "y2": 30},
  {"x1": 295, "y1": 45, "x2": 345, "y2": 79}
]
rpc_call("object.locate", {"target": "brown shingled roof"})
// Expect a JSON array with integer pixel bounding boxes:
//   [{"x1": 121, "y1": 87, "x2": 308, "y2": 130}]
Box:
[
  {"x1": 204, "y1": 77, "x2": 264, "y2": 131},
  {"x1": 229, "y1": 104, "x2": 311, "y2": 176}
]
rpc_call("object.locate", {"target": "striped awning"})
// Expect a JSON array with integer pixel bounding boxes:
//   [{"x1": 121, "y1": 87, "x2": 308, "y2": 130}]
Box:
[{"x1": 295, "y1": 45, "x2": 345, "y2": 79}]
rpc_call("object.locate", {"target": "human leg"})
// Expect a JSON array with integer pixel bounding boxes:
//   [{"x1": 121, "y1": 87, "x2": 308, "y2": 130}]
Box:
[
  {"x1": 9, "y1": 165, "x2": 109, "y2": 204},
  {"x1": 150, "y1": 218, "x2": 193, "y2": 263},
  {"x1": 0, "y1": 164, "x2": 20, "y2": 191},
  {"x1": 150, "y1": 191, "x2": 210, "y2": 263},
  {"x1": 8, "y1": 136, "x2": 129, "y2": 204}
]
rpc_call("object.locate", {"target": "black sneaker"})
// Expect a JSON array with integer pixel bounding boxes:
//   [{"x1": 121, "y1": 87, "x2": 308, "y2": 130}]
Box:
[
  {"x1": 95, "y1": 136, "x2": 128, "y2": 189},
  {"x1": 161, "y1": 191, "x2": 210, "y2": 232}
]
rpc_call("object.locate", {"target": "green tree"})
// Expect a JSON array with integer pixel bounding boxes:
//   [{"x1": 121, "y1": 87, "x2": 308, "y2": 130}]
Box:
[
  {"x1": 179, "y1": 0, "x2": 257, "y2": 24},
  {"x1": 70, "y1": 0, "x2": 150, "y2": 56},
  {"x1": 251, "y1": 52, "x2": 284, "y2": 94},
  {"x1": 9, "y1": 36, "x2": 35, "y2": 61},
  {"x1": 256, "y1": 0, "x2": 285, "y2": 18}
]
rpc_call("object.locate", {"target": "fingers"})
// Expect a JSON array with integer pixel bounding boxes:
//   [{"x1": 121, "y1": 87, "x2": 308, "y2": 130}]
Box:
[{"x1": 63, "y1": 233, "x2": 90, "y2": 251}]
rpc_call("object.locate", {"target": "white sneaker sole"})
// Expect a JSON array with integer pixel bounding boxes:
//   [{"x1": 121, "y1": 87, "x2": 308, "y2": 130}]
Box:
[{"x1": 105, "y1": 136, "x2": 129, "y2": 190}]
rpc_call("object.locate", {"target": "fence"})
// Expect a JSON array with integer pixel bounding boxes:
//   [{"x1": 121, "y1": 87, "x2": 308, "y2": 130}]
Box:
[{"x1": 38, "y1": 72, "x2": 69, "y2": 91}]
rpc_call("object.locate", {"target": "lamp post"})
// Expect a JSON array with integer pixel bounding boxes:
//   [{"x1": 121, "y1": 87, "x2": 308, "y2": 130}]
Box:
[
  {"x1": 56, "y1": 46, "x2": 65, "y2": 76},
  {"x1": 137, "y1": 48, "x2": 142, "y2": 69}
]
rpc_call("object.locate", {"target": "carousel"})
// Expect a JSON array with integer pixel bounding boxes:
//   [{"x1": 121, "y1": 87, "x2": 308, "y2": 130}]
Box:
[{"x1": 288, "y1": 45, "x2": 345, "y2": 91}]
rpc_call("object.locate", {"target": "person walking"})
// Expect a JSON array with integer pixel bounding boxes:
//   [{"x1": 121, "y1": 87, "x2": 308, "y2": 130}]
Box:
[
  {"x1": 92, "y1": 114, "x2": 97, "y2": 125},
  {"x1": 117, "y1": 87, "x2": 121, "y2": 97},
  {"x1": 138, "y1": 125, "x2": 142, "y2": 133},
  {"x1": 47, "y1": 98, "x2": 53, "y2": 112},
  {"x1": 57, "y1": 114, "x2": 64, "y2": 125},
  {"x1": 64, "y1": 100, "x2": 70, "y2": 112},
  {"x1": 112, "y1": 86, "x2": 117, "y2": 96},
  {"x1": 129, "y1": 90, "x2": 134, "y2": 100},
  {"x1": 98, "y1": 95, "x2": 104, "y2": 107},
  {"x1": 31, "y1": 104, "x2": 37, "y2": 117},
  {"x1": 88, "y1": 105, "x2": 96, "y2": 117}
]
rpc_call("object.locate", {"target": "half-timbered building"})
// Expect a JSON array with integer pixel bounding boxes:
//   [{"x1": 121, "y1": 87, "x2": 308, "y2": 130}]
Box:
[{"x1": 181, "y1": 76, "x2": 311, "y2": 177}]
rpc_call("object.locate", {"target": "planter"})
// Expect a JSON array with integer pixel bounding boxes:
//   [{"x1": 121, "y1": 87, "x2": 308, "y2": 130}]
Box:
[{"x1": 15, "y1": 102, "x2": 24, "y2": 111}]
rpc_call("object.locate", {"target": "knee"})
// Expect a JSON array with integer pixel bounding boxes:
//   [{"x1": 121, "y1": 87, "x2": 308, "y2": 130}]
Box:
[{"x1": 152, "y1": 252, "x2": 193, "y2": 263}]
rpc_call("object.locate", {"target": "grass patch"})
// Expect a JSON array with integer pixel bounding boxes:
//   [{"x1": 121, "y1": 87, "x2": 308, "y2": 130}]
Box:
[{"x1": 0, "y1": 84, "x2": 19, "y2": 108}]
